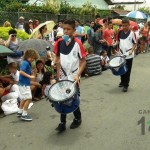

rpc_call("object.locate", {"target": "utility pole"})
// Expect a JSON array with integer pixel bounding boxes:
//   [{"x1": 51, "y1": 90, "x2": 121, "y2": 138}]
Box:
[{"x1": 134, "y1": 0, "x2": 136, "y2": 11}]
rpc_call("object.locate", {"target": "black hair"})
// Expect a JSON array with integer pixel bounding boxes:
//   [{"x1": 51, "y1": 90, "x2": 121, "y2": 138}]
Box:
[
  {"x1": 53, "y1": 24, "x2": 58, "y2": 30},
  {"x1": 41, "y1": 71, "x2": 53, "y2": 85},
  {"x1": 122, "y1": 18, "x2": 129, "y2": 24},
  {"x1": 103, "y1": 18, "x2": 107, "y2": 24},
  {"x1": 45, "y1": 60, "x2": 52, "y2": 67},
  {"x1": 58, "y1": 20, "x2": 64, "y2": 23},
  {"x1": 97, "y1": 24, "x2": 103, "y2": 29},
  {"x1": 75, "y1": 19, "x2": 80, "y2": 23},
  {"x1": 108, "y1": 17, "x2": 112, "y2": 22},
  {"x1": 39, "y1": 25, "x2": 46, "y2": 34},
  {"x1": 36, "y1": 60, "x2": 45, "y2": 74},
  {"x1": 95, "y1": 14, "x2": 100, "y2": 19},
  {"x1": 8, "y1": 29, "x2": 17, "y2": 35},
  {"x1": 100, "y1": 50, "x2": 107, "y2": 56},
  {"x1": 148, "y1": 21, "x2": 150, "y2": 27},
  {"x1": 63, "y1": 19, "x2": 75, "y2": 29},
  {"x1": 90, "y1": 21, "x2": 94, "y2": 24},
  {"x1": 108, "y1": 21, "x2": 113, "y2": 25}
]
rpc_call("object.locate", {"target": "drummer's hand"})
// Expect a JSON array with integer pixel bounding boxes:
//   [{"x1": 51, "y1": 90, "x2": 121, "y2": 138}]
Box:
[
  {"x1": 74, "y1": 75, "x2": 80, "y2": 85},
  {"x1": 129, "y1": 50, "x2": 133, "y2": 55}
]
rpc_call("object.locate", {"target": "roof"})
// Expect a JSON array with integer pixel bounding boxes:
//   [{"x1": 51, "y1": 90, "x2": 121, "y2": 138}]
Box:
[
  {"x1": 112, "y1": 9, "x2": 130, "y2": 16},
  {"x1": 105, "y1": 0, "x2": 144, "y2": 5}
]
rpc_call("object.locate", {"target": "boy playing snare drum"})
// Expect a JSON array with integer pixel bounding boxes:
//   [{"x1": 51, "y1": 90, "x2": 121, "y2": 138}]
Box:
[{"x1": 54, "y1": 19, "x2": 86, "y2": 132}]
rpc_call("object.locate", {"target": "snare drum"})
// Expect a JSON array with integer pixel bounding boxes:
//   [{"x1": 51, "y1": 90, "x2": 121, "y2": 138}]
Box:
[
  {"x1": 109, "y1": 56, "x2": 128, "y2": 76},
  {"x1": 48, "y1": 80, "x2": 80, "y2": 114}
]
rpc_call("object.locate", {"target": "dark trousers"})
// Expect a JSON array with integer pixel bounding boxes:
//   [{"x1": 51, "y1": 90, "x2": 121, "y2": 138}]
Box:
[
  {"x1": 106, "y1": 46, "x2": 113, "y2": 58},
  {"x1": 60, "y1": 107, "x2": 81, "y2": 123},
  {"x1": 120, "y1": 58, "x2": 133, "y2": 87}
]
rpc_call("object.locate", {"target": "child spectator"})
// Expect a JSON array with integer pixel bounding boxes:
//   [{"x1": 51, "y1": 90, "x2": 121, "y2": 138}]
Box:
[
  {"x1": 0, "y1": 80, "x2": 20, "y2": 115},
  {"x1": 100, "y1": 50, "x2": 109, "y2": 71},
  {"x1": 0, "y1": 62, "x2": 21, "y2": 99},
  {"x1": 41, "y1": 71, "x2": 56, "y2": 97},
  {"x1": 85, "y1": 47, "x2": 102, "y2": 76},
  {"x1": 32, "y1": 60, "x2": 46, "y2": 100},
  {"x1": 17, "y1": 49, "x2": 39, "y2": 121}
]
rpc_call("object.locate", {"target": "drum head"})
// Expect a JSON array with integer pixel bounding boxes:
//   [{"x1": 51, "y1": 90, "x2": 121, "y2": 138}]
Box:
[
  {"x1": 48, "y1": 80, "x2": 77, "y2": 102},
  {"x1": 109, "y1": 56, "x2": 125, "y2": 68}
]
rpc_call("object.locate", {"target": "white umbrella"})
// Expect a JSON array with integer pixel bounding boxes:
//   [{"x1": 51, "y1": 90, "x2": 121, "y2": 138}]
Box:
[
  {"x1": 126, "y1": 11, "x2": 147, "y2": 19},
  {"x1": 30, "y1": 21, "x2": 55, "y2": 39}
]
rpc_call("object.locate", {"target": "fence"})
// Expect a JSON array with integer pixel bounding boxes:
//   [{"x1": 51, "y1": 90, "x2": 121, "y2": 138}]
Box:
[{"x1": 0, "y1": 12, "x2": 93, "y2": 26}]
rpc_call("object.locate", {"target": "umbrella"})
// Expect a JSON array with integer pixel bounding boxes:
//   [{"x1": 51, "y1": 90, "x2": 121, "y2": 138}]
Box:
[
  {"x1": 0, "y1": 45, "x2": 14, "y2": 56},
  {"x1": 17, "y1": 39, "x2": 53, "y2": 57},
  {"x1": 30, "y1": 21, "x2": 55, "y2": 39},
  {"x1": 126, "y1": 11, "x2": 147, "y2": 19}
]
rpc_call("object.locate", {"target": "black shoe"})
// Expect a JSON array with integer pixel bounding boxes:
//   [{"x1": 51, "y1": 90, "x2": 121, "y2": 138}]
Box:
[
  {"x1": 70, "y1": 119, "x2": 82, "y2": 129},
  {"x1": 123, "y1": 87, "x2": 128, "y2": 92},
  {"x1": 55, "y1": 123, "x2": 66, "y2": 132},
  {"x1": 119, "y1": 83, "x2": 123, "y2": 87}
]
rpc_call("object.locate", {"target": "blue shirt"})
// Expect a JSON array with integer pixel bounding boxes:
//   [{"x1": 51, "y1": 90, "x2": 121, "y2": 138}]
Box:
[
  {"x1": 19, "y1": 60, "x2": 31, "y2": 86},
  {"x1": 76, "y1": 26, "x2": 84, "y2": 41}
]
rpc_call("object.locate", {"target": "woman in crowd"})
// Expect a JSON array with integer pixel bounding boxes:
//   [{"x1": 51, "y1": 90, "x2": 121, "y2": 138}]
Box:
[
  {"x1": 37, "y1": 25, "x2": 47, "y2": 39},
  {"x1": 5, "y1": 29, "x2": 23, "y2": 65},
  {"x1": 3, "y1": 21, "x2": 11, "y2": 27},
  {"x1": 140, "y1": 22, "x2": 149, "y2": 53}
]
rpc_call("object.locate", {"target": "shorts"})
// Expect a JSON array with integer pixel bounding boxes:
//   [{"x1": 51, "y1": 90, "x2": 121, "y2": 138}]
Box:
[{"x1": 19, "y1": 86, "x2": 32, "y2": 100}]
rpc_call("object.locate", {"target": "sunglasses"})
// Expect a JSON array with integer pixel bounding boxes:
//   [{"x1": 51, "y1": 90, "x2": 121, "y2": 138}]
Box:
[{"x1": 11, "y1": 34, "x2": 17, "y2": 37}]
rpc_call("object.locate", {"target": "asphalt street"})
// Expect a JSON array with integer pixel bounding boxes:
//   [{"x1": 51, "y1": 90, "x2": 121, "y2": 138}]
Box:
[{"x1": 1, "y1": 53, "x2": 150, "y2": 150}]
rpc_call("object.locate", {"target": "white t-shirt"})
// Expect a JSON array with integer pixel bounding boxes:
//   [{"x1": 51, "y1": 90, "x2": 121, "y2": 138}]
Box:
[
  {"x1": 54, "y1": 38, "x2": 86, "y2": 81},
  {"x1": 118, "y1": 30, "x2": 136, "y2": 59},
  {"x1": 10, "y1": 70, "x2": 19, "y2": 82},
  {"x1": 57, "y1": 27, "x2": 63, "y2": 33},
  {"x1": 100, "y1": 56, "x2": 109, "y2": 66}
]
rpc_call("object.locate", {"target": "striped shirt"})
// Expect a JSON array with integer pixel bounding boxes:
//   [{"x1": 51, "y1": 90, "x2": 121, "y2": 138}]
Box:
[{"x1": 86, "y1": 54, "x2": 102, "y2": 75}]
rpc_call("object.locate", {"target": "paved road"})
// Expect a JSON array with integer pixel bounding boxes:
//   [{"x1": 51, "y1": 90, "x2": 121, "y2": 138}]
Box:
[{"x1": 1, "y1": 53, "x2": 150, "y2": 150}]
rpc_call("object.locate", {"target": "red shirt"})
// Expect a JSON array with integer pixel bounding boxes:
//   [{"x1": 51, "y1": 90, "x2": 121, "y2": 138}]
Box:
[{"x1": 103, "y1": 28, "x2": 115, "y2": 46}]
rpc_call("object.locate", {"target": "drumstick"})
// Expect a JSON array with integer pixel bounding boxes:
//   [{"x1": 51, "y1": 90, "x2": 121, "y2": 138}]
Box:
[{"x1": 66, "y1": 81, "x2": 77, "y2": 94}]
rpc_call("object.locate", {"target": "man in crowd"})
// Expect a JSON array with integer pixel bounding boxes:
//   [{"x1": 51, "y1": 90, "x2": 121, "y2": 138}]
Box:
[
  {"x1": 87, "y1": 21, "x2": 95, "y2": 46},
  {"x1": 86, "y1": 46, "x2": 102, "y2": 76},
  {"x1": 74, "y1": 19, "x2": 85, "y2": 41},
  {"x1": 16, "y1": 16, "x2": 25, "y2": 31},
  {"x1": 93, "y1": 15, "x2": 101, "y2": 32},
  {"x1": 103, "y1": 21, "x2": 115, "y2": 58}
]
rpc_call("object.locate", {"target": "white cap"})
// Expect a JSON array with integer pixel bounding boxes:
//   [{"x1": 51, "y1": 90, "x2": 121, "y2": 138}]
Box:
[
  {"x1": 56, "y1": 31, "x2": 63, "y2": 37},
  {"x1": 19, "y1": 16, "x2": 24, "y2": 19},
  {"x1": 29, "y1": 19, "x2": 33, "y2": 23}
]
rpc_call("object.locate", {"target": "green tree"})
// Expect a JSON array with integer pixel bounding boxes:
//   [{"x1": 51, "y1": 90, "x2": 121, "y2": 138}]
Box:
[
  {"x1": 111, "y1": 5, "x2": 125, "y2": 10},
  {"x1": 138, "y1": 7, "x2": 150, "y2": 14}
]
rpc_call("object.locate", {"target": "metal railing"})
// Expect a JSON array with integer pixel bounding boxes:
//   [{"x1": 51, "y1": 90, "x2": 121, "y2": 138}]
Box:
[{"x1": 0, "y1": 12, "x2": 93, "y2": 26}]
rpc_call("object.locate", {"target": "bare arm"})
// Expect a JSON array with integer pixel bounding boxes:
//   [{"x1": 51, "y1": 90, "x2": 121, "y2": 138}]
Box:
[
  {"x1": 20, "y1": 71, "x2": 35, "y2": 79},
  {"x1": 74, "y1": 58, "x2": 86, "y2": 83},
  {"x1": 55, "y1": 56, "x2": 60, "y2": 80},
  {"x1": 0, "y1": 75, "x2": 11, "y2": 78},
  {"x1": 5, "y1": 35, "x2": 12, "y2": 47}
]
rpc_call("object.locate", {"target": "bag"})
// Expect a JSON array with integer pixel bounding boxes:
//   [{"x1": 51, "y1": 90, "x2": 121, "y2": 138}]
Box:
[
  {"x1": 83, "y1": 40, "x2": 91, "y2": 51},
  {"x1": 1, "y1": 98, "x2": 18, "y2": 115}
]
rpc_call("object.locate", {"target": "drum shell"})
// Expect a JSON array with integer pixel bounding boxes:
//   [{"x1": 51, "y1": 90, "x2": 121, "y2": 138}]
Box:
[
  {"x1": 111, "y1": 64, "x2": 128, "y2": 76},
  {"x1": 109, "y1": 56, "x2": 128, "y2": 76},
  {"x1": 50, "y1": 93, "x2": 80, "y2": 114}
]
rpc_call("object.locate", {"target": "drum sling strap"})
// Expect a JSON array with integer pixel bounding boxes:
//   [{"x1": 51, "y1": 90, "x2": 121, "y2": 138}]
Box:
[{"x1": 60, "y1": 66, "x2": 78, "y2": 77}]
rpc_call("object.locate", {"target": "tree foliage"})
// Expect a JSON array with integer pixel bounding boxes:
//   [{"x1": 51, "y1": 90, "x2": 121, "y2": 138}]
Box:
[
  {"x1": 138, "y1": 7, "x2": 150, "y2": 14},
  {"x1": 111, "y1": 5, "x2": 125, "y2": 10},
  {"x1": 0, "y1": 0, "x2": 111, "y2": 18}
]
